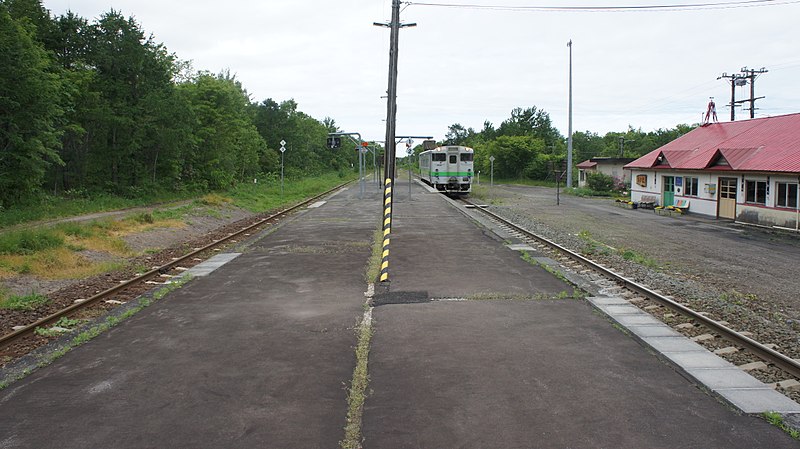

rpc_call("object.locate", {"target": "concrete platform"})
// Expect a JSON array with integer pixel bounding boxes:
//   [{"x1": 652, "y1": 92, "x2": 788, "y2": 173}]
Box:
[
  {"x1": 1, "y1": 178, "x2": 796, "y2": 448},
  {"x1": 590, "y1": 295, "x2": 800, "y2": 414},
  {"x1": 362, "y1": 180, "x2": 796, "y2": 448},
  {"x1": 0, "y1": 185, "x2": 379, "y2": 449}
]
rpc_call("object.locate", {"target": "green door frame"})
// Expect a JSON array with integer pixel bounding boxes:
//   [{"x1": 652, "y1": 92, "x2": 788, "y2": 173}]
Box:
[{"x1": 663, "y1": 176, "x2": 675, "y2": 206}]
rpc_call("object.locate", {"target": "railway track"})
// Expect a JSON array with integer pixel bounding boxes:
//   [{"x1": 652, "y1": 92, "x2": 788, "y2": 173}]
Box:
[
  {"x1": 0, "y1": 182, "x2": 351, "y2": 355},
  {"x1": 460, "y1": 197, "x2": 800, "y2": 382}
]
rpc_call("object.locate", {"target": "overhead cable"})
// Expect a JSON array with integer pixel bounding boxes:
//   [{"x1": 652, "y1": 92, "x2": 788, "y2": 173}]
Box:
[{"x1": 405, "y1": 0, "x2": 800, "y2": 12}]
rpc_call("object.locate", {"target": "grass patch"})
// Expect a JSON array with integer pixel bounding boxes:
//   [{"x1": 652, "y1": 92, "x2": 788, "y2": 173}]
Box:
[
  {"x1": 577, "y1": 230, "x2": 612, "y2": 256},
  {"x1": 485, "y1": 178, "x2": 557, "y2": 187},
  {"x1": 0, "y1": 191, "x2": 197, "y2": 229},
  {"x1": 366, "y1": 227, "x2": 384, "y2": 284},
  {"x1": 0, "y1": 229, "x2": 64, "y2": 255},
  {"x1": 35, "y1": 317, "x2": 86, "y2": 337},
  {"x1": 341, "y1": 313, "x2": 373, "y2": 449},
  {"x1": 618, "y1": 248, "x2": 660, "y2": 269},
  {"x1": 0, "y1": 247, "x2": 125, "y2": 279},
  {"x1": 0, "y1": 292, "x2": 49, "y2": 310},
  {"x1": 197, "y1": 193, "x2": 232, "y2": 207},
  {"x1": 564, "y1": 187, "x2": 615, "y2": 197},
  {"x1": 229, "y1": 172, "x2": 355, "y2": 213},
  {"x1": 764, "y1": 412, "x2": 800, "y2": 439},
  {"x1": 469, "y1": 184, "x2": 503, "y2": 205}
]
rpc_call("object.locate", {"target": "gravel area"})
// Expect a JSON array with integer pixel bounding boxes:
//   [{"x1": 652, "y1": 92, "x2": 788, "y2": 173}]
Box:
[{"x1": 476, "y1": 184, "x2": 800, "y2": 399}]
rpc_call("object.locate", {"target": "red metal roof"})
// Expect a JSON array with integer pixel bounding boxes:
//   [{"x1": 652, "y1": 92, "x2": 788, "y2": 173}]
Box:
[
  {"x1": 576, "y1": 160, "x2": 597, "y2": 169},
  {"x1": 625, "y1": 113, "x2": 800, "y2": 173}
]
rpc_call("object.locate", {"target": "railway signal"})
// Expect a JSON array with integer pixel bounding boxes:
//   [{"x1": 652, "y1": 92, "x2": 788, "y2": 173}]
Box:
[{"x1": 327, "y1": 137, "x2": 341, "y2": 149}]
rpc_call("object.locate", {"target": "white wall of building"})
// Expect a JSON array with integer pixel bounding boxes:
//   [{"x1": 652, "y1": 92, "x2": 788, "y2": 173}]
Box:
[{"x1": 628, "y1": 169, "x2": 800, "y2": 227}]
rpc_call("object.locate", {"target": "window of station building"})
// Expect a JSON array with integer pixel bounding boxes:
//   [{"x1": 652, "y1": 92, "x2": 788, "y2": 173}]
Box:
[
  {"x1": 449, "y1": 155, "x2": 457, "y2": 163},
  {"x1": 745, "y1": 180, "x2": 767, "y2": 204},
  {"x1": 432, "y1": 153, "x2": 446, "y2": 162},
  {"x1": 776, "y1": 182, "x2": 799, "y2": 208},
  {"x1": 460, "y1": 153, "x2": 473, "y2": 162},
  {"x1": 683, "y1": 177, "x2": 699, "y2": 196}
]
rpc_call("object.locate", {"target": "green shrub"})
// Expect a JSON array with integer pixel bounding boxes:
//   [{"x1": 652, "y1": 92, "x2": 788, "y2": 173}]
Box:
[{"x1": 586, "y1": 172, "x2": 614, "y2": 192}]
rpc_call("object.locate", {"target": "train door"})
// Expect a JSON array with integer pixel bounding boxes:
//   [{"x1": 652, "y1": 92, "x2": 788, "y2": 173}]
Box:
[
  {"x1": 448, "y1": 149, "x2": 459, "y2": 175},
  {"x1": 662, "y1": 176, "x2": 675, "y2": 206},
  {"x1": 718, "y1": 177, "x2": 737, "y2": 219}
]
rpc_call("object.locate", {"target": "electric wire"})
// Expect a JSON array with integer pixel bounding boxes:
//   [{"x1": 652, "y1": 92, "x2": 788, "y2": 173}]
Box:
[{"x1": 405, "y1": 0, "x2": 800, "y2": 12}]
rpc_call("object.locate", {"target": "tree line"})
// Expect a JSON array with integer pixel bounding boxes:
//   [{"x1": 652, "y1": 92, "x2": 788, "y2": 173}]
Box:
[
  {"x1": 434, "y1": 107, "x2": 694, "y2": 183},
  {"x1": 0, "y1": 0, "x2": 354, "y2": 209}
]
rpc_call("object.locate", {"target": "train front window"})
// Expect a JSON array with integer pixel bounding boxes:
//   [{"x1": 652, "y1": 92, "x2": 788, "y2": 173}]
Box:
[
  {"x1": 449, "y1": 155, "x2": 457, "y2": 163},
  {"x1": 432, "y1": 154, "x2": 446, "y2": 162},
  {"x1": 460, "y1": 153, "x2": 473, "y2": 162}
]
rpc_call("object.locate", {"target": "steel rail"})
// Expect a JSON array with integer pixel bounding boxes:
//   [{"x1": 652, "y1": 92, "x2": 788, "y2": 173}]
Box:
[
  {"x1": 463, "y1": 198, "x2": 800, "y2": 379},
  {"x1": 0, "y1": 181, "x2": 352, "y2": 348}
]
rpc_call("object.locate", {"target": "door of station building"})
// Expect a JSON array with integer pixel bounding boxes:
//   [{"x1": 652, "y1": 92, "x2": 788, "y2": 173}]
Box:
[
  {"x1": 662, "y1": 176, "x2": 675, "y2": 206},
  {"x1": 718, "y1": 177, "x2": 737, "y2": 219}
]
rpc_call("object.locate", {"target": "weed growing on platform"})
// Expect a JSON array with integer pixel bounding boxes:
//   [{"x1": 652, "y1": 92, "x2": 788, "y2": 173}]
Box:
[
  {"x1": 341, "y1": 312, "x2": 373, "y2": 449},
  {"x1": 519, "y1": 252, "x2": 586, "y2": 300},
  {"x1": 764, "y1": 412, "x2": 800, "y2": 439},
  {"x1": 366, "y1": 226, "x2": 384, "y2": 284}
]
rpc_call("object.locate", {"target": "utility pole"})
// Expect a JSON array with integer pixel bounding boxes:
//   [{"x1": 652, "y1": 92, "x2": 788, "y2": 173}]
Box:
[
  {"x1": 374, "y1": 1, "x2": 416, "y2": 183},
  {"x1": 718, "y1": 72, "x2": 745, "y2": 121},
  {"x1": 718, "y1": 67, "x2": 767, "y2": 121},
  {"x1": 741, "y1": 66, "x2": 767, "y2": 119},
  {"x1": 566, "y1": 40, "x2": 574, "y2": 189},
  {"x1": 374, "y1": 0, "x2": 415, "y2": 285}
]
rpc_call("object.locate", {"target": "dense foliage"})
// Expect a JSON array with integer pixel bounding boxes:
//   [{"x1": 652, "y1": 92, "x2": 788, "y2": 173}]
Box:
[
  {"x1": 585, "y1": 172, "x2": 614, "y2": 192},
  {"x1": 0, "y1": 0, "x2": 357, "y2": 209},
  {"x1": 432, "y1": 107, "x2": 695, "y2": 184}
]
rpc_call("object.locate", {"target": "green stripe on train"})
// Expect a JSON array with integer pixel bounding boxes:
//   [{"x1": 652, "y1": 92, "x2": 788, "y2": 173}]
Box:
[{"x1": 429, "y1": 172, "x2": 472, "y2": 177}]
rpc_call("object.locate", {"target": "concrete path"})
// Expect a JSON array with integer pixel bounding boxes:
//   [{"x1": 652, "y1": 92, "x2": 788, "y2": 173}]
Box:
[
  {"x1": 0, "y1": 185, "x2": 378, "y2": 449},
  {"x1": 362, "y1": 180, "x2": 796, "y2": 448}
]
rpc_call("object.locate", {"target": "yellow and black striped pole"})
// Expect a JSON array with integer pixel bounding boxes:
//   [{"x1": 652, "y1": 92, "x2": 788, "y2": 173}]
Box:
[{"x1": 380, "y1": 177, "x2": 392, "y2": 282}]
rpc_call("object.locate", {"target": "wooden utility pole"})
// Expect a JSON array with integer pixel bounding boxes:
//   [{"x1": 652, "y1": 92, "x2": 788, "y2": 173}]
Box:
[
  {"x1": 718, "y1": 67, "x2": 767, "y2": 121},
  {"x1": 374, "y1": 0, "x2": 415, "y2": 284}
]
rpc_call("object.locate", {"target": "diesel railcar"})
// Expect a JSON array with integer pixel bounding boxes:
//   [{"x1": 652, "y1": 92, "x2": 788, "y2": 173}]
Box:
[{"x1": 418, "y1": 145, "x2": 474, "y2": 195}]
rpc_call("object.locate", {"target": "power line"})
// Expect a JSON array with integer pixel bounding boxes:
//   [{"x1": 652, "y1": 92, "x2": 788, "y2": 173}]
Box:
[{"x1": 406, "y1": 0, "x2": 800, "y2": 12}]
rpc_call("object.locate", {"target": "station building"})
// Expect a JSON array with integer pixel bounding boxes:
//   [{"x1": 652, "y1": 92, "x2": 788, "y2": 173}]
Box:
[{"x1": 625, "y1": 112, "x2": 800, "y2": 229}]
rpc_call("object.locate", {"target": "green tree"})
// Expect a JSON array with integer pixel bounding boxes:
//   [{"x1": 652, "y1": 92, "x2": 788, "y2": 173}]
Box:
[
  {"x1": 179, "y1": 72, "x2": 265, "y2": 189},
  {"x1": 497, "y1": 106, "x2": 562, "y2": 145},
  {"x1": 0, "y1": 5, "x2": 63, "y2": 207},
  {"x1": 483, "y1": 136, "x2": 538, "y2": 178},
  {"x1": 82, "y1": 10, "x2": 177, "y2": 192}
]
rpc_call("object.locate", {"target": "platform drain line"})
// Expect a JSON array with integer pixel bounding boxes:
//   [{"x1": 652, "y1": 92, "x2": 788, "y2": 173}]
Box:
[{"x1": 380, "y1": 177, "x2": 392, "y2": 282}]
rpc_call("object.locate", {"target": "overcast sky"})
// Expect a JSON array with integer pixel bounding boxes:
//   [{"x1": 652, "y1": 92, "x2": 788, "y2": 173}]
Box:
[{"x1": 44, "y1": 0, "x2": 800, "y2": 144}]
